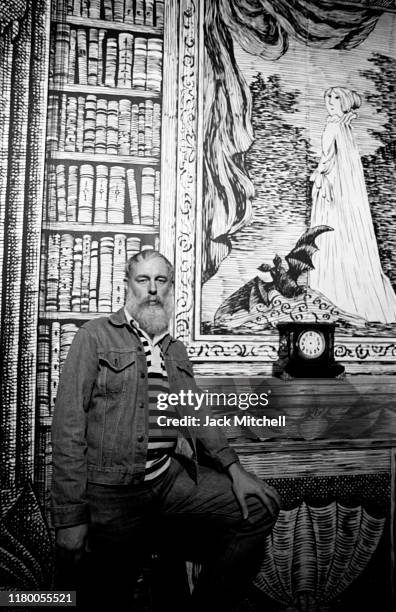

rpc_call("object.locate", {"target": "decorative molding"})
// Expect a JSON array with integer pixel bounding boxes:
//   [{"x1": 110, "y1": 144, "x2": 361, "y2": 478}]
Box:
[
  {"x1": 159, "y1": 0, "x2": 178, "y2": 268},
  {"x1": 335, "y1": 341, "x2": 396, "y2": 360},
  {"x1": 187, "y1": 341, "x2": 278, "y2": 360},
  {"x1": 186, "y1": 338, "x2": 396, "y2": 362},
  {"x1": 174, "y1": 0, "x2": 198, "y2": 344},
  {"x1": 171, "y1": 0, "x2": 396, "y2": 375}
]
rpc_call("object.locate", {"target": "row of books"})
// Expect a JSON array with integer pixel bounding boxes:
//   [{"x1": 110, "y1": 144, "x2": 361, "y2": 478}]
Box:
[
  {"x1": 51, "y1": 26, "x2": 162, "y2": 90},
  {"x1": 55, "y1": 0, "x2": 164, "y2": 26},
  {"x1": 41, "y1": 234, "x2": 158, "y2": 312},
  {"x1": 37, "y1": 321, "x2": 79, "y2": 421},
  {"x1": 45, "y1": 164, "x2": 160, "y2": 224},
  {"x1": 34, "y1": 426, "x2": 53, "y2": 515},
  {"x1": 47, "y1": 95, "x2": 161, "y2": 157}
]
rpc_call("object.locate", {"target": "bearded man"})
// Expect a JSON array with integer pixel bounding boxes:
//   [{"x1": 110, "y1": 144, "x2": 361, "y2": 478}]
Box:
[{"x1": 52, "y1": 249, "x2": 280, "y2": 611}]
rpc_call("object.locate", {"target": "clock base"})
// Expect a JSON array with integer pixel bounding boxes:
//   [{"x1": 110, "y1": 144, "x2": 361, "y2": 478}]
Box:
[{"x1": 284, "y1": 360, "x2": 345, "y2": 379}]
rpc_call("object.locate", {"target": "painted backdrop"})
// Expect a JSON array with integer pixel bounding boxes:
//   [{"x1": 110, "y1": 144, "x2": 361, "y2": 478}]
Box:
[{"x1": 200, "y1": 2, "x2": 396, "y2": 339}]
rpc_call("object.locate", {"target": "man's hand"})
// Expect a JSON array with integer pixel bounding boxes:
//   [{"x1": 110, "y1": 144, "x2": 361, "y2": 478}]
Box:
[
  {"x1": 228, "y1": 462, "x2": 281, "y2": 520},
  {"x1": 56, "y1": 523, "x2": 89, "y2": 563}
]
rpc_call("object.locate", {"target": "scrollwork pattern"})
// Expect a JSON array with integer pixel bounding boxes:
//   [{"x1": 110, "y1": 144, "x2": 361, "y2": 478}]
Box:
[
  {"x1": 174, "y1": 0, "x2": 198, "y2": 344},
  {"x1": 187, "y1": 342, "x2": 279, "y2": 360},
  {"x1": 335, "y1": 342, "x2": 396, "y2": 360}
]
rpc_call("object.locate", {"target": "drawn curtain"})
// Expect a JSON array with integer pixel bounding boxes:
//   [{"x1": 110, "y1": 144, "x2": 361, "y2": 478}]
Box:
[
  {"x1": 203, "y1": 0, "x2": 388, "y2": 283},
  {"x1": 0, "y1": 0, "x2": 49, "y2": 489}
]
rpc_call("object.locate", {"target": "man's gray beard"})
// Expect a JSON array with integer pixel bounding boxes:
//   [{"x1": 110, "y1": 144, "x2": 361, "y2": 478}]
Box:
[{"x1": 126, "y1": 290, "x2": 173, "y2": 336}]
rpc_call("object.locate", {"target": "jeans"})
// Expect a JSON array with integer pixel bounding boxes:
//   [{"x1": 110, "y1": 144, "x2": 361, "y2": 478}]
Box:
[{"x1": 63, "y1": 456, "x2": 278, "y2": 611}]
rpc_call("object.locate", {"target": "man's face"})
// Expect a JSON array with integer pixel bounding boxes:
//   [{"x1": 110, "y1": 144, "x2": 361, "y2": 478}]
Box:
[{"x1": 125, "y1": 256, "x2": 174, "y2": 336}]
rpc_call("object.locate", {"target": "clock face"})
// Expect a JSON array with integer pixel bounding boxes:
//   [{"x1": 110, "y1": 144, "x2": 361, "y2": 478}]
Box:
[{"x1": 297, "y1": 330, "x2": 326, "y2": 360}]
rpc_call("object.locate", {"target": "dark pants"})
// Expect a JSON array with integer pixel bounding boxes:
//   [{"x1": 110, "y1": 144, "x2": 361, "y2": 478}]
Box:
[{"x1": 58, "y1": 457, "x2": 278, "y2": 611}]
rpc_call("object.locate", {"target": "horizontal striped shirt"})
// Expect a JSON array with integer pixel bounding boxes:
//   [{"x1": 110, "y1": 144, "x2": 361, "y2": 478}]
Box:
[{"x1": 125, "y1": 307, "x2": 177, "y2": 480}]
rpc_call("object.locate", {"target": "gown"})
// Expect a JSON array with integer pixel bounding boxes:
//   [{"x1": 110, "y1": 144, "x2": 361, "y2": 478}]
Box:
[{"x1": 309, "y1": 115, "x2": 396, "y2": 323}]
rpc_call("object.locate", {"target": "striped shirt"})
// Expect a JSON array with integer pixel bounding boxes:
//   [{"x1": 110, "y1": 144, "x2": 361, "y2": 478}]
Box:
[{"x1": 125, "y1": 308, "x2": 177, "y2": 480}]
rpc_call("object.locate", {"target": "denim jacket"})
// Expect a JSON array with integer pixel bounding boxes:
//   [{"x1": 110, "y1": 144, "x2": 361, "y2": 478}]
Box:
[{"x1": 51, "y1": 308, "x2": 239, "y2": 528}]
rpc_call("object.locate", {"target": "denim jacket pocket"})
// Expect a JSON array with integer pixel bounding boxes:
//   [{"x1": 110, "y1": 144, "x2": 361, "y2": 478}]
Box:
[{"x1": 98, "y1": 349, "x2": 136, "y2": 394}]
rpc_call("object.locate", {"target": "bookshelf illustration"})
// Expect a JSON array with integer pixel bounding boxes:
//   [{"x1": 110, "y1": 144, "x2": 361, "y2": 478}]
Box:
[{"x1": 36, "y1": 0, "x2": 167, "y2": 512}]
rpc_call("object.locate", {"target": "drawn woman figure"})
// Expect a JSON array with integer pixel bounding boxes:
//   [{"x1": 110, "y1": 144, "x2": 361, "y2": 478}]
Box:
[{"x1": 309, "y1": 86, "x2": 396, "y2": 323}]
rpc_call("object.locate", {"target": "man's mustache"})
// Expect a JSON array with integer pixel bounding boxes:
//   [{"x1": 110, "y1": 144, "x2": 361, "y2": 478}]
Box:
[{"x1": 142, "y1": 297, "x2": 163, "y2": 306}]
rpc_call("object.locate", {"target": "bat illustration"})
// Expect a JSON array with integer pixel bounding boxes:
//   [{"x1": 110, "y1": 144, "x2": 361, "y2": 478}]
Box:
[{"x1": 257, "y1": 225, "x2": 334, "y2": 299}]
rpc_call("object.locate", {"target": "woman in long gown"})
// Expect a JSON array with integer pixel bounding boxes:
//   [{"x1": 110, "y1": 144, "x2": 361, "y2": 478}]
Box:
[{"x1": 309, "y1": 86, "x2": 396, "y2": 323}]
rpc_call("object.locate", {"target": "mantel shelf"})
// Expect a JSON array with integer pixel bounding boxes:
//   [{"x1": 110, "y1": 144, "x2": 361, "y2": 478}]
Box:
[
  {"x1": 49, "y1": 83, "x2": 161, "y2": 99},
  {"x1": 54, "y1": 15, "x2": 163, "y2": 36},
  {"x1": 42, "y1": 222, "x2": 158, "y2": 234}
]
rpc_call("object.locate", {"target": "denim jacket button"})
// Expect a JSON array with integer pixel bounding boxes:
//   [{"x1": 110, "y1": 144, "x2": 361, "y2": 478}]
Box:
[{"x1": 137, "y1": 435, "x2": 145, "y2": 442}]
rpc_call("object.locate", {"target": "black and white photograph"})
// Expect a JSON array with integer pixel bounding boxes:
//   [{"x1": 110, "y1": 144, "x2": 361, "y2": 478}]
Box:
[{"x1": 1, "y1": 0, "x2": 395, "y2": 610}]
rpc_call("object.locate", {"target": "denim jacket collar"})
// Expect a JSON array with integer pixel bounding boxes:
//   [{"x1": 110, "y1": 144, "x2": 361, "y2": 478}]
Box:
[{"x1": 108, "y1": 308, "x2": 174, "y2": 354}]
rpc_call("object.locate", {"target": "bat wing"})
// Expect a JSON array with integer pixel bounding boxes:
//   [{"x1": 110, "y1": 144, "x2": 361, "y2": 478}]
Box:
[{"x1": 285, "y1": 225, "x2": 334, "y2": 280}]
